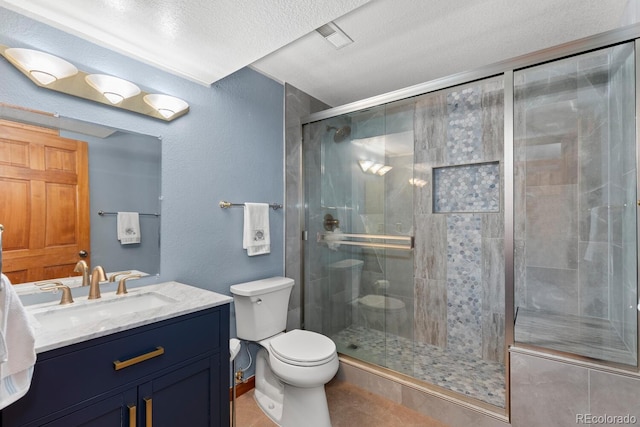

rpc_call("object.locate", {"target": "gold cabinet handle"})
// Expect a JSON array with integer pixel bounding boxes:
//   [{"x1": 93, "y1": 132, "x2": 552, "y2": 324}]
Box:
[
  {"x1": 128, "y1": 405, "x2": 137, "y2": 427},
  {"x1": 144, "y1": 397, "x2": 153, "y2": 427},
  {"x1": 113, "y1": 346, "x2": 165, "y2": 371}
]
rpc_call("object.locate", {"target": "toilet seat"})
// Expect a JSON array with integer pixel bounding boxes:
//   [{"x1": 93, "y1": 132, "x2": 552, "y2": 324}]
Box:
[{"x1": 269, "y1": 329, "x2": 336, "y2": 367}]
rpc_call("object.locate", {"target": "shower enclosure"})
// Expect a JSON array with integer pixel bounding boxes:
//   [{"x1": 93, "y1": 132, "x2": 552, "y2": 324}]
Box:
[
  {"x1": 297, "y1": 32, "x2": 638, "y2": 415},
  {"x1": 302, "y1": 76, "x2": 507, "y2": 408}
]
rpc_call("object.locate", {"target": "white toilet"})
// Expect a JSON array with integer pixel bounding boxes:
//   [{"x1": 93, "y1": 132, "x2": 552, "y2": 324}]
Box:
[{"x1": 230, "y1": 277, "x2": 338, "y2": 427}]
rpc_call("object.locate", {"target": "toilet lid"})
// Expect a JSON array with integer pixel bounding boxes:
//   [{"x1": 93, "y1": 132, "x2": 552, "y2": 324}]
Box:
[
  {"x1": 269, "y1": 329, "x2": 336, "y2": 367},
  {"x1": 359, "y1": 294, "x2": 405, "y2": 311}
]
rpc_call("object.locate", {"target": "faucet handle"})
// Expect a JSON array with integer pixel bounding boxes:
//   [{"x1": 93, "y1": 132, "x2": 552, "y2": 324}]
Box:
[
  {"x1": 108, "y1": 271, "x2": 132, "y2": 282},
  {"x1": 36, "y1": 282, "x2": 74, "y2": 305},
  {"x1": 116, "y1": 274, "x2": 142, "y2": 295}
]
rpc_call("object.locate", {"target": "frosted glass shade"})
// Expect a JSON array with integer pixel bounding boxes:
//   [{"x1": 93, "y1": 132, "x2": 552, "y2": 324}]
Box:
[
  {"x1": 143, "y1": 94, "x2": 189, "y2": 119},
  {"x1": 85, "y1": 74, "x2": 141, "y2": 104},
  {"x1": 5, "y1": 48, "x2": 78, "y2": 85}
]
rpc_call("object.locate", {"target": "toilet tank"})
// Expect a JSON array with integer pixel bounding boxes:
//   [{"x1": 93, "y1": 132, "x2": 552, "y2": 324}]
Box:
[{"x1": 230, "y1": 276, "x2": 294, "y2": 341}]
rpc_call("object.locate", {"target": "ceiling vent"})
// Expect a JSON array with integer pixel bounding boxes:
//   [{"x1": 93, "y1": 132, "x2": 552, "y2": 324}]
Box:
[{"x1": 316, "y1": 22, "x2": 353, "y2": 49}]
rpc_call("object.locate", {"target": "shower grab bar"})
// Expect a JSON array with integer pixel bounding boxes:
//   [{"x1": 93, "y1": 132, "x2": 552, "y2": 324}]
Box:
[{"x1": 316, "y1": 232, "x2": 414, "y2": 251}]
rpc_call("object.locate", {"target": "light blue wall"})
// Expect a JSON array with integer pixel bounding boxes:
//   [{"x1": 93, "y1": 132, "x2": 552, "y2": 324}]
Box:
[{"x1": 0, "y1": 8, "x2": 285, "y2": 312}]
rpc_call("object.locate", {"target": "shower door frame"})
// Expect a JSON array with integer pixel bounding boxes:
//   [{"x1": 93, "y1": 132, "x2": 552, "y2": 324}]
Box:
[{"x1": 299, "y1": 23, "x2": 640, "y2": 420}]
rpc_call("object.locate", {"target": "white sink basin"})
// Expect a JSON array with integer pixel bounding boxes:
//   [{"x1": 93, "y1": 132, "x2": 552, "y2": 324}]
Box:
[{"x1": 30, "y1": 292, "x2": 177, "y2": 331}]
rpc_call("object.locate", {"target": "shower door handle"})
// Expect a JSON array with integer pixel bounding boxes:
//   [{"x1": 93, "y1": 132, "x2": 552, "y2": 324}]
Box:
[{"x1": 317, "y1": 232, "x2": 414, "y2": 250}]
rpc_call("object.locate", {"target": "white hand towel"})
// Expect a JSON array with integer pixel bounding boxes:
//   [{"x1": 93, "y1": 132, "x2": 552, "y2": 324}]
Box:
[
  {"x1": 117, "y1": 212, "x2": 141, "y2": 245},
  {"x1": 243, "y1": 203, "x2": 270, "y2": 256},
  {"x1": 0, "y1": 274, "x2": 36, "y2": 410}
]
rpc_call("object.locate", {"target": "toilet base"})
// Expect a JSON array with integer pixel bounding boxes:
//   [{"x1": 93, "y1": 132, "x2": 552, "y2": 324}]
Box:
[
  {"x1": 254, "y1": 347, "x2": 334, "y2": 427},
  {"x1": 282, "y1": 384, "x2": 332, "y2": 427}
]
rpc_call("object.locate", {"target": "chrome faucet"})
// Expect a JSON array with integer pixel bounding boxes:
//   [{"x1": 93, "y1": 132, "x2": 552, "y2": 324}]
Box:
[
  {"x1": 88, "y1": 266, "x2": 107, "y2": 300},
  {"x1": 116, "y1": 274, "x2": 142, "y2": 295},
  {"x1": 74, "y1": 260, "x2": 90, "y2": 287}
]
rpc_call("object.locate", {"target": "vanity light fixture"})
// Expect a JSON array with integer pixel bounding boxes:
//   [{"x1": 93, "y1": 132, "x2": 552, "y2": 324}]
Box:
[
  {"x1": 143, "y1": 94, "x2": 189, "y2": 119},
  {"x1": 85, "y1": 74, "x2": 141, "y2": 105},
  {"x1": 4, "y1": 48, "x2": 78, "y2": 85},
  {"x1": 0, "y1": 44, "x2": 189, "y2": 121}
]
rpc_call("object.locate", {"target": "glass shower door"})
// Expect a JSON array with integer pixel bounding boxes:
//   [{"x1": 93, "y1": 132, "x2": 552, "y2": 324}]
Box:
[
  {"x1": 513, "y1": 42, "x2": 638, "y2": 366},
  {"x1": 302, "y1": 100, "x2": 415, "y2": 375}
]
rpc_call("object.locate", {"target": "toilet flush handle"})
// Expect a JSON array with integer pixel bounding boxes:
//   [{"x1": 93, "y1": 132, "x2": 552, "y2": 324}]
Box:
[{"x1": 250, "y1": 296, "x2": 263, "y2": 304}]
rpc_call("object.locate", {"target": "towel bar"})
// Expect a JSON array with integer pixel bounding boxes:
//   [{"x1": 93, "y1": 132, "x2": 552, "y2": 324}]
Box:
[{"x1": 219, "y1": 201, "x2": 282, "y2": 210}]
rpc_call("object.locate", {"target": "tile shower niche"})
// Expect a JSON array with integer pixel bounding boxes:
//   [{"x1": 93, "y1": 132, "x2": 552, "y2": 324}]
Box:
[{"x1": 433, "y1": 161, "x2": 500, "y2": 213}]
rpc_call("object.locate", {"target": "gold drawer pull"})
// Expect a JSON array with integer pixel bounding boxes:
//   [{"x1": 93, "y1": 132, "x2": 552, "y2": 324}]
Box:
[
  {"x1": 113, "y1": 346, "x2": 165, "y2": 371},
  {"x1": 128, "y1": 404, "x2": 137, "y2": 427},
  {"x1": 145, "y1": 397, "x2": 153, "y2": 427}
]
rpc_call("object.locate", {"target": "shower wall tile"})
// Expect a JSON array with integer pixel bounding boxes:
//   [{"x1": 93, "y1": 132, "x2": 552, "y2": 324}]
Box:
[
  {"x1": 590, "y1": 370, "x2": 640, "y2": 425},
  {"x1": 578, "y1": 186, "x2": 609, "y2": 243},
  {"x1": 446, "y1": 87, "x2": 483, "y2": 164},
  {"x1": 482, "y1": 237, "x2": 504, "y2": 314},
  {"x1": 446, "y1": 214, "x2": 482, "y2": 356},
  {"x1": 525, "y1": 184, "x2": 577, "y2": 241},
  {"x1": 414, "y1": 214, "x2": 447, "y2": 280},
  {"x1": 523, "y1": 136, "x2": 578, "y2": 187},
  {"x1": 414, "y1": 278, "x2": 447, "y2": 347},
  {"x1": 510, "y1": 352, "x2": 588, "y2": 427},
  {"x1": 481, "y1": 79, "x2": 504, "y2": 162},
  {"x1": 578, "y1": 241, "x2": 608, "y2": 318},
  {"x1": 414, "y1": 92, "x2": 447, "y2": 153},
  {"x1": 514, "y1": 239, "x2": 527, "y2": 309},
  {"x1": 481, "y1": 212, "x2": 503, "y2": 239},
  {"x1": 482, "y1": 312, "x2": 505, "y2": 363},
  {"x1": 433, "y1": 162, "x2": 499, "y2": 213},
  {"x1": 513, "y1": 160, "x2": 526, "y2": 241},
  {"x1": 525, "y1": 237, "x2": 578, "y2": 270},
  {"x1": 401, "y1": 385, "x2": 509, "y2": 427},
  {"x1": 525, "y1": 266, "x2": 578, "y2": 315}
]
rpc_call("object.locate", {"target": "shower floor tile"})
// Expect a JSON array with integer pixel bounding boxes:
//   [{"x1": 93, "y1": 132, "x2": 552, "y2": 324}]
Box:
[{"x1": 332, "y1": 325, "x2": 505, "y2": 408}]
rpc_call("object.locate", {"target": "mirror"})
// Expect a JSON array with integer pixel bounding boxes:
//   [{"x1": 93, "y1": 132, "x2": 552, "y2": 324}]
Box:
[{"x1": 0, "y1": 103, "x2": 161, "y2": 285}]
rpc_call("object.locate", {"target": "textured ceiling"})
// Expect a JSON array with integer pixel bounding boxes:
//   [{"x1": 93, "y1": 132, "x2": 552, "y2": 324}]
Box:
[
  {"x1": 254, "y1": 0, "x2": 637, "y2": 106},
  {"x1": 1, "y1": 0, "x2": 637, "y2": 108},
  {"x1": 0, "y1": 0, "x2": 370, "y2": 85}
]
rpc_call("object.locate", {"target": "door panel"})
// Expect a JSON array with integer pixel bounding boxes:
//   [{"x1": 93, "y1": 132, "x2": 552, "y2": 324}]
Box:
[{"x1": 0, "y1": 120, "x2": 90, "y2": 283}]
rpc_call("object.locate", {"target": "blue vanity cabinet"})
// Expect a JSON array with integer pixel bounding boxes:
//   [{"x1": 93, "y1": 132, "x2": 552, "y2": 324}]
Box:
[{"x1": 1, "y1": 304, "x2": 230, "y2": 427}]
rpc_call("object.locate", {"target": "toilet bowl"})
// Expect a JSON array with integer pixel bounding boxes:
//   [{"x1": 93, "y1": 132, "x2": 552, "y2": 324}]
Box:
[
  {"x1": 358, "y1": 294, "x2": 407, "y2": 334},
  {"x1": 327, "y1": 259, "x2": 408, "y2": 333},
  {"x1": 230, "y1": 277, "x2": 338, "y2": 427}
]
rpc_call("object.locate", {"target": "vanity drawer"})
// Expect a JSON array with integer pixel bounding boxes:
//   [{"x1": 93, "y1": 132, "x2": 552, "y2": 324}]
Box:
[{"x1": 3, "y1": 305, "x2": 228, "y2": 426}]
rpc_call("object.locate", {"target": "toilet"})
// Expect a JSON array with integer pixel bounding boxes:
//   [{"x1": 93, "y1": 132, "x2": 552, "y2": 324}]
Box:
[
  {"x1": 230, "y1": 277, "x2": 338, "y2": 427},
  {"x1": 328, "y1": 259, "x2": 407, "y2": 333}
]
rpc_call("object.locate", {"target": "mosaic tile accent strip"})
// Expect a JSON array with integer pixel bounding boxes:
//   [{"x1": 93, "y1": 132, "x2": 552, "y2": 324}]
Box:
[
  {"x1": 332, "y1": 325, "x2": 505, "y2": 408},
  {"x1": 446, "y1": 87, "x2": 483, "y2": 164},
  {"x1": 446, "y1": 214, "x2": 482, "y2": 357},
  {"x1": 433, "y1": 162, "x2": 499, "y2": 213}
]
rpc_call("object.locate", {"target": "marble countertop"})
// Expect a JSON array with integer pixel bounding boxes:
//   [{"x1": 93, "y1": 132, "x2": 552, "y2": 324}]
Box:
[{"x1": 22, "y1": 281, "x2": 232, "y2": 354}]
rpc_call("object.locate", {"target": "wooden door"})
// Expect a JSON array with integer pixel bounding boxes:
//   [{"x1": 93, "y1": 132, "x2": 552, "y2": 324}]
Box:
[{"x1": 0, "y1": 119, "x2": 90, "y2": 284}]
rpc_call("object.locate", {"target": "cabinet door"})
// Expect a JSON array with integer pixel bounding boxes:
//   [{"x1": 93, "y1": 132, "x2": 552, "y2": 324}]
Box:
[
  {"x1": 139, "y1": 355, "x2": 221, "y2": 427},
  {"x1": 43, "y1": 389, "x2": 136, "y2": 427}
]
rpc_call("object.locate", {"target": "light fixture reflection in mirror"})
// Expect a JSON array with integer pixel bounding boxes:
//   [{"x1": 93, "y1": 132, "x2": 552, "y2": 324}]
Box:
[
  {"x1": 358, "y1": 159, "x2": 392, "y2": 176},
  {"x1": 85, "y1": 74, "x2": 141, "y2": 105},
  {"x1": 0, "y1": 44, "x2": 189, "y2": 122}
]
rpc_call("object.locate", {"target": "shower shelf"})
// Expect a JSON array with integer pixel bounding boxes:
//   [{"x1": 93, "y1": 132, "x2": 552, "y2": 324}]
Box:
[{"x1": 316, "y1": 232, "x2": 414, "y2": 251}]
